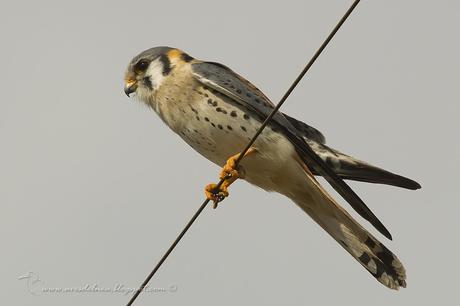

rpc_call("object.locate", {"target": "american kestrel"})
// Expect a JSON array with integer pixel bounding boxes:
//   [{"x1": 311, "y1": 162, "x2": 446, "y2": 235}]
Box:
[{"x1": 124, "y1": 46, "x2": 420, "y2": 290}]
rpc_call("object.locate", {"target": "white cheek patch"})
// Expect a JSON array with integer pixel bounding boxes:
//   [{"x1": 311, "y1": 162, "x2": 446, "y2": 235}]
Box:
[{"x1": 146, "y1": 57, "x2": 166, "y2": 90}]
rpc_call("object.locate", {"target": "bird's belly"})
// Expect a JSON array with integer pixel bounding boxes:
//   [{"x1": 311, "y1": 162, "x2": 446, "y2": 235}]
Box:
[{"x1": 156, "y1": 93, "x2": 301, "y2": 193}]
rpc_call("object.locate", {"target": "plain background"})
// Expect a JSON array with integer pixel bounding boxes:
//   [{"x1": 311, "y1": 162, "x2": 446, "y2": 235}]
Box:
[{"x1": 2, "y1": 0, "x2": 459, "y2": 305}]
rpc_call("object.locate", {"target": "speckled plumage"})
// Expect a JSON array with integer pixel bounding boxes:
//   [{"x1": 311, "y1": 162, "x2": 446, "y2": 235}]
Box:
[{"x1": 124, "y1": 47, "x2": 421, "y2": 290}]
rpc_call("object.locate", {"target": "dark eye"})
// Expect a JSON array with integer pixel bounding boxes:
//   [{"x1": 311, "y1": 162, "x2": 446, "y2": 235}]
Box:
[{"x1": 134, "y1": 60, "x2": 149, "y2": 73}]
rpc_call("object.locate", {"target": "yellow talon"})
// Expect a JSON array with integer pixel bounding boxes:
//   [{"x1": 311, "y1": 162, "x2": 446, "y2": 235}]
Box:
[
  {"x1": 205, "y1": 183, "x2": 229, "y2": 208},
  {"x1": 204, "y1": 148, "x2": 257, "y2": 208}
]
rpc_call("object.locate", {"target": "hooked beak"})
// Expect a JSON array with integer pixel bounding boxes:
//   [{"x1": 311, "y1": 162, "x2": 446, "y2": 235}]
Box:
[{"x1": 124, "y1": 80, "x2": 138, "y2": 97}]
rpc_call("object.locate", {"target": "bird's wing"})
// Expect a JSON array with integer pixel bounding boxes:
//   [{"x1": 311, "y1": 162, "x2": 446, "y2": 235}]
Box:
[
  {"x1": 191, "y1": 61, "x2": 392, "y2": 239},
  {"x1": 305, "y1": 139, "x2": 421, "y2": 190},
  {"x1": 284, "y1": 114, "x2": 420, "y2": 189},
  {"x1": 282, "y1": 113, "x2": 326, "y2": 144}
]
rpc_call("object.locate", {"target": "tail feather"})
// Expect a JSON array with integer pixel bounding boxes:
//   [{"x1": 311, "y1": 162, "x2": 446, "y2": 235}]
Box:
[
  {"x1": 292, "y1": 173, "x2": 407, "y2": 289},
  {"x1": 337, "y1": 222, "x2": 407, "y2": 289}
]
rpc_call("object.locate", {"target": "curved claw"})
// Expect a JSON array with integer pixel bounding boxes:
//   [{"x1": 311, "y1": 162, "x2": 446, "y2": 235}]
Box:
[
  {"x1": 204, "y1": 148, "x2": 257, "y2": 209},
  {"x1": 205, "y1": 183, "x2": 229, "y2": 208}
]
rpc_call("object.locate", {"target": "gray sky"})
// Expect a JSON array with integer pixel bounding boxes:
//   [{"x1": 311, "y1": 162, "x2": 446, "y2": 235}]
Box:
[{"x1": 2, "y1": 0, "x2": 459, "y2": 305}]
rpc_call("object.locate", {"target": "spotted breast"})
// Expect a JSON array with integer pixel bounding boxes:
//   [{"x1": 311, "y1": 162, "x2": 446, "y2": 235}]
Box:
[{"x1": 152, "y1": 61, "x2": 283, "y2": 169}]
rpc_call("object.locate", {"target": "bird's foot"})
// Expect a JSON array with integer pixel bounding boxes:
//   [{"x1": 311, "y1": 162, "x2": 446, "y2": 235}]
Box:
[
  {"x1": 204, "y1": 159, "x2": 240, "y2": 209},
  {"x1": 204, "y1": 148, "x2": 256, "y2": 208},
  {"x1": 205, "y1": 183, "x2": 229, "y2": 208}
]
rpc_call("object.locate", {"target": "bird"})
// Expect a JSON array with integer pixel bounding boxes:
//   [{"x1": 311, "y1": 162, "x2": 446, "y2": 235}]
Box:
[{"x1": 124, "y1": 46, "x2": 420, "y2": 290}]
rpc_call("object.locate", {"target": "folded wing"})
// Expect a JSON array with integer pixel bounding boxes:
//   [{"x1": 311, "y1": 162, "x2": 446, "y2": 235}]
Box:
[{"x1": 191, "y1": 61, "x2": 393, "y2": 240}]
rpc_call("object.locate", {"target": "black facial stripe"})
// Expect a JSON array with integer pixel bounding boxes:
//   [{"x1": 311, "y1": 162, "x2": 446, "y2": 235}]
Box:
[
  {"x1": 181, "y1": 52, "x2": 194, "y2": 62},
  {"x1": 143, "y1": 77, "x2": 153, "y2": 90},
  {"x1": 159, "y1": 54, "x2": 172, "y2": 76}
]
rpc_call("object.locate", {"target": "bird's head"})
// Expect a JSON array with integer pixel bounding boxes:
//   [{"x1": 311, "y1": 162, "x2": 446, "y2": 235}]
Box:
[{"x1": 124, "y1": 46, "x2": 194, "y2": 102}]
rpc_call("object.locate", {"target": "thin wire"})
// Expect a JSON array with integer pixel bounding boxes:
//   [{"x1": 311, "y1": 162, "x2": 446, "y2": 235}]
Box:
[
  {"x1": 126, "y1": 201, "x2": 208, "y2": 306},
  {"x1": 232, "y1": 0, "x2": 361, "y2": 167},
  {"x1": 125, "y1": 1, "x2": 360, "y2": 305}
]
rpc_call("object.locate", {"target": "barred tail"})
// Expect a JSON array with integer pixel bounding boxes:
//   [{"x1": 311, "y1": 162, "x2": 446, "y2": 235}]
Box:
[{"x1": 292, "y1": 177, "x2": 407, "y2": 289}]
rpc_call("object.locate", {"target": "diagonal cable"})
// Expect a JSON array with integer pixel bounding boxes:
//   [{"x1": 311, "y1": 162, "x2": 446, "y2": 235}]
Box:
[{"x1": 125, "y1": 1, "x2": 361, "y2": 305}]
